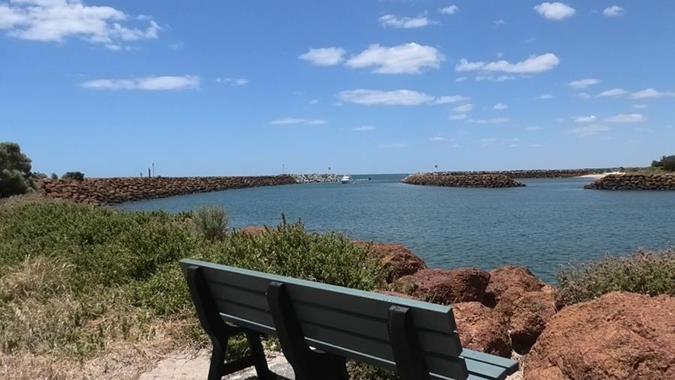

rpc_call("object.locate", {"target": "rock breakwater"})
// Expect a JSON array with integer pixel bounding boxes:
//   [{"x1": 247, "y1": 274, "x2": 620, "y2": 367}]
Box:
[
  {"x1": 403, "y1": 173, "x2": 525, "y2": 188},
  {"x1": 38, "y1": 175, "x2": 297, "y2": 205},
  {"x1": 292, "y1": 173, "x2": 341, "y2": 183},
  {"x1": 584, "y1": 173, "x2": 675, "y2": 190}
]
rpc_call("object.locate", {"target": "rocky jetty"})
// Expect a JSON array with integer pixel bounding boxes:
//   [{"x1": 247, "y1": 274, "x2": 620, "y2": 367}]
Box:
[
  {"x1": 584, "y1": 173, "x2": 675, "y2": 190},
  {"x1": 38, "y1": 175, "x2": 297, "y2": 205},
  {"x1": 433, "y1": 168, "x2": 634, "y2": 178},
  {"x1": 292, "y1": 173, "x2": 341, "y2": 183},
  {"x1": 403, "y1": 173, "x2": 525, "y2": 188}
]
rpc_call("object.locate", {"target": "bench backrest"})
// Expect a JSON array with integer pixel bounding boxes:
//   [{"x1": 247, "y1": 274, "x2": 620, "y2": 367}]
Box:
[{"x1": 181, "y1": 258, "x2": 469, "y2": 379}]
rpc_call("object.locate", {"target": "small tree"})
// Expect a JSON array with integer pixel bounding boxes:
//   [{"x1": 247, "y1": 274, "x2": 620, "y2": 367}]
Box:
[
  {"x1": 0, "y1": 142, "x2": 35, "y2": 197},
  {"x1": 661, "y1": 155, "x2": 675, "y2": 172},
  {"x1": 62, "y1": 171, "x2": 85, "y2": 181}
]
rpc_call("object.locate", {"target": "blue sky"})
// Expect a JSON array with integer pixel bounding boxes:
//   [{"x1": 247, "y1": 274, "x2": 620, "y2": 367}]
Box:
[{"x1": 2, "y1": 1, "x2": 674, "y2": 176}]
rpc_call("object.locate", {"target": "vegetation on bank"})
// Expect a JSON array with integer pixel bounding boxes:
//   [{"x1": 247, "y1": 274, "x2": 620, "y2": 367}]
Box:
[
  {"x1": 556, "y1": 249, "x2": 675, "y2": 305},
  {"x1": 1, "y1": 196, "x2": 673, "y2": 379},
  {"x1": 651, "y1": 155, "x2": 675, "y2": 172},
  {"x1": 0, "y1": 197, "x2": 383, "y2": 364},
  {"x1": 0, "y1": 142, "x2": 35, "y2": 198}
]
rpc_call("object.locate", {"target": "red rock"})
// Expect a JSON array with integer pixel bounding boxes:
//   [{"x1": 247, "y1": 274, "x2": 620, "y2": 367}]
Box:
[
  {"x1": 355, "y1": 242, "x2": 426, "y2": 283},
  {"x1": 453, "y1": 302, "x2": 511, "y2": 357},
  {"x1": 524, "y1": 292, "x2": 675, "y2": 380},
  {"x1": 483, "y1": 266, "x2": 545, "y2": 308},
  {"x1": 239, "y1": 226, "x2": 269, "y2": 237},
  {"x1": 509, "y1": 289, "x2": 557, "y2": 354},
  {"x1": 394, "y1": 268, "x2": 490, "y2": 304}
]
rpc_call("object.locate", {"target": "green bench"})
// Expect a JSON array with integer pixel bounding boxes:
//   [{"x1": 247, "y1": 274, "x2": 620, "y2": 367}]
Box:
[{"x1": 181, "y1": 258, "x2": 518, "y2": 380}]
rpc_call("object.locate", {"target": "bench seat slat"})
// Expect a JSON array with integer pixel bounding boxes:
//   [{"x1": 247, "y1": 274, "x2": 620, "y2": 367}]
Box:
[{"x1": 461, "y1": 349, "x2": 518, "y2": 376}]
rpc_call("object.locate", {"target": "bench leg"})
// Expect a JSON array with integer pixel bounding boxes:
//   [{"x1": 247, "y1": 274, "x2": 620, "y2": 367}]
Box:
[
  {"x1": 185, "y1": 265, "x2": 275, "y2": 379},
  {"x1": 267, "y1": 281, "x2": 348, "y2": 380}
]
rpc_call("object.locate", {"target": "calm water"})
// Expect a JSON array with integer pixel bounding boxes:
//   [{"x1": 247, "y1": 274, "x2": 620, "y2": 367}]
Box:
[{"x1": 117, "y1": 174, "x2": 674, "y2": 282}]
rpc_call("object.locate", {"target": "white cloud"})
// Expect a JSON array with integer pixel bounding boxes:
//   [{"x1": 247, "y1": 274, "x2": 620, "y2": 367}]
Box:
[
  {"x1": 604, "y1": 113, "x2": 646, "y2": 123},
  {"x1": 429, "y1": 136, "x2": 453, "y2": 142},
  {"x1": 632, "y1": 104, "x2": 648, "y2": 109},
  {"x1": 346, "y1": 43, "x2": 443, "y2": 74},
  {"x1": 438, "y1": 5, "x2": 459, "y2": 15},
  {"x1": 299, "y1": 47, "x2": 345, "y2": 66},
  {"x1": 568, "y1": 78, "x2": 600, "y2": 89},
  {"x1": 453, "y1": 104, "x2": 474, "y2": 113},
  {"x1": 216, "y1": 77, "x2": 248, "y2": 86},
  {"x1": 455, "y1": 53, "x2": 559, "y2": 74},
  {"x1": 380, "y1": 143, "x2": 408, "y2": 149},
  {"x1": 494, "y1": 19, "x2": 505, "y2": 26},
  {"x1": 574, "y1": 115, "x2": 597, "y2": 123},
  {"x1": 596, "y1": 88, "x2": 627, "y2": 97},
  {"x1": 568, "y1": 124, "x2": 610, "y2": 137},
  {"x1": 0, "y1": 0, "x2": 160, "y2": 49},
  {"x1": 270, "y1": 118, "x2": 327, "y2": 126},
  {"x1": 455, "y1": 76, "x2": 468, "y2": 82},
  {"x1": 603, "y1": 6, "x2": 625, "y2": 17},
  {"x1": 337, "y1": 89, "x2": 433, "y2": 106},
  {"x1": 630, "y1": 88, "x2": 675, "y2": 100},
  {"x1": 536, "y1": 94, "x2": 554, "y2": 100},
  {"x1": 468, "y1": 117, "x2": 510, "y2": 125},
  {"x1": 433, "y1": 95, "x2": 469, "y2": 104},
  {"x1": 493, "y1": 103, "x2": 508, "y2": 111},
  {"x1": 352, "y1": 125, "x2": 376, "y2": 132},
  {"x1": 534, "y1": 2, "x2": 576, "y2": 21},
  {"x1": 449, "y1": 114, "x2": 468, "y2": 121},
  {"x1": 337, "y1": 89, "x2": 467, "y2": 107},
  {"x1": 379, "y1": 14, "x2": 430, "y2": 29},
  {"x1": 81, "y1": 75, "x2": 199, "y2": 91}
]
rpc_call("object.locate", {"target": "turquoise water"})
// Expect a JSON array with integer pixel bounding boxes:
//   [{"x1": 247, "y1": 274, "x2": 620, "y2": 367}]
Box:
[{"x1": 117, "y1": 174, "x2": 674, "y2": 282}]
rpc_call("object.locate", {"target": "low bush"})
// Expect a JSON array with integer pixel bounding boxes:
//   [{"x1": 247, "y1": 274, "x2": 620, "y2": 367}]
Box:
[
  {"x1": 0, "y1": 199, "x2": 384, "y2": 362},
  {"x1": 0, "y1": 142, "x2": 35, "y2": 198},
  {"x1": 193, "y1": 205, "x2": 229, "y2": 241},
  {"x1": 62, "y1": 172, "x2": 85, "y2": 181},
  {"x1": 556, "y1": 249, "x2": 675, "y2": 306}
]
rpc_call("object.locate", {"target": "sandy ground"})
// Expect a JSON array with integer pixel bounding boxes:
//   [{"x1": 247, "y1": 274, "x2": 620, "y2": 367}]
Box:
[
  {"x1": 139, "y1": 349, "x2": 523, "y2": 380},
  {"x1": 576, "y1": 171, "x2": 624, "y2": 179}
]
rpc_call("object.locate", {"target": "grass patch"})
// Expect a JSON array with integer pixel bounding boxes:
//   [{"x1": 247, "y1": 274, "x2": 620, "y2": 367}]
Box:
[
  {"x1": 0, "y1": 198, "x2": 384, "y2": 366},
  {"x1": 556, "y1": 249, "x2": 675, "y2": 305}
]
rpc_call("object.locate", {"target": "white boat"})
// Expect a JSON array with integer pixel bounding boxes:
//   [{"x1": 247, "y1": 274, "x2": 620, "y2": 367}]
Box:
[{"x1": 340, "y1": 175, "x2": 351, "y2": 184}]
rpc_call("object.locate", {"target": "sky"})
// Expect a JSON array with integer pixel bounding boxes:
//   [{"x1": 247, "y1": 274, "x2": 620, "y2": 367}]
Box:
[{"x1": 2, "y1": 1, "x2": 675, "y2": 176}]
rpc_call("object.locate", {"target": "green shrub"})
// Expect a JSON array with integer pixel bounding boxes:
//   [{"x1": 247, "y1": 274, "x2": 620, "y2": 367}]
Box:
[
  {"x1": 556, "y1": 249, "x2": 675, "y2": 306},
  {"x1": 651, "y1": 155, "x2": 675, "y2": 171},
  {"x1": 0, "y1": 142, "x2": 35, "y2": 198},
  {"x1": 0, "y1": 200, "x2": 384, "y2": 360},
  {"x1": 62, "y1": 171, "x2": 85, "y2": 181},
  {"x1": 193, "y1": 205, "x2": 229, "y2": 241}
]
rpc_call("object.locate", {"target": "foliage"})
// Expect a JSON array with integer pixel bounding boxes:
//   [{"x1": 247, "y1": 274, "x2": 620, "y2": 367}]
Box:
[
  {"x1": 556, "y1": 249, "x2": 675, "y2": 306},
  {"x1": 0, "y1": 199, "x2": 384, "y2": 361},
  {"x1": 651, "y1": 155, "x2": 675, "y2": 171},
  {"x1": 50, "y1": 173, "x2": 58, "y2": 180},
  {"x1": 0, "y1": 142, "x2": 35, "y2": 198},
  {"x1": 62, "y1": 171, "x2": 85, "y2": 181},
  {"x1": 193, "y1": 205, "x2": 229, "y2": 241}
]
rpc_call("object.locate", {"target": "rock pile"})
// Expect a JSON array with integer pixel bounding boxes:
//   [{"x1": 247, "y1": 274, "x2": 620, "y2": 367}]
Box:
[
  {"x1": 292, "y1": 173, "x2": 341, "y2": 183},
  {"x1": 38, "y1": 175, "x2": 298, "y2": 205},
  {"x1": 584, "y1": 173, "x2": 675, "y2": 190},
  {"x1": 403, "y1": 173, "x2": 525, "y2": 188}
]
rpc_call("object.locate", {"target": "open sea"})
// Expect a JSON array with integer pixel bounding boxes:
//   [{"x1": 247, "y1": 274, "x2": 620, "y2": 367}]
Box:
[{"x1": 117, "y1": 174, "x2": 674, "y2": 282}]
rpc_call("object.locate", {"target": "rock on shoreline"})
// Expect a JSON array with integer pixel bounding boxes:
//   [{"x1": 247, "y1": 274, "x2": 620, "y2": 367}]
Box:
[
  {"x1": 403, "y1": 173, "x2": 525, "y2": 188},
  {"x1": 37, "y1": 175, "x2": 297, "y2": 205},
  {"x1": 584, "y1": 173, "x2": 675, "y2": 190}
]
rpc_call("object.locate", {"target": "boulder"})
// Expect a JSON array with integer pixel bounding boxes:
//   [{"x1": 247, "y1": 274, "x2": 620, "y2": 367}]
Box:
[
  {"x1": 238, "y1": 226, "x2": 269, "y2": 237},
  {"x1": 453, "y1": 302, "x2": 512, "y2": 357},
  {"x1": 509, "y1": 289, "x2": 557, "y2": 354},
  {"x1": 394, "y1": 268, "x2": 490, "y2": 304},
  {"x1": 483, "y1": 266, "x2": 545, "y2": 308},
  {"x1": 524, "y1": 292, "x2": 675, "y2": 380},
  {"x1": 356, "y1": 242, "x2": 426, "y2": 282}
]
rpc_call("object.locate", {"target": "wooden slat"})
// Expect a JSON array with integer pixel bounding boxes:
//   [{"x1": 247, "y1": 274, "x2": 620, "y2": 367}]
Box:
[
  {"x1": 463, "y1": 357, "x2": 510, "y2": 380},
  {"x1": 460, "y1": 349, "x2": 518, "y2": 374}
]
